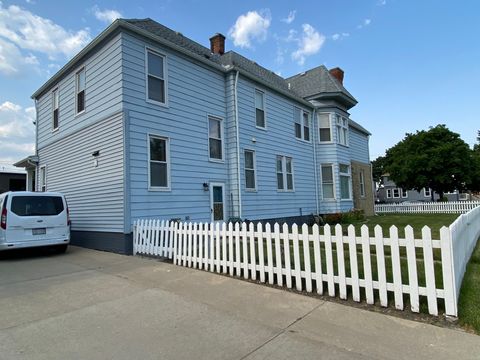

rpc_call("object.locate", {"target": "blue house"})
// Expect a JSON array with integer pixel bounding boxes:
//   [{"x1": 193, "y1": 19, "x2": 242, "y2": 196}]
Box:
[{"x1": 15, "y1": 19, "x2": 373, "y2": 254}]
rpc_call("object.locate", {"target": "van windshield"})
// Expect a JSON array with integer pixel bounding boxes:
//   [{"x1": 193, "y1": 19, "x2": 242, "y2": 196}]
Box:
[{"x1": 11, "y1": 196, "x2": 64, "y2": 216}]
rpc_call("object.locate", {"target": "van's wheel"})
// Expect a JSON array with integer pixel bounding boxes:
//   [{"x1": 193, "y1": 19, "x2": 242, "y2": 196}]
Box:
[{"x1": 55, "y1": 244, "x2": 68, "y2": 253}]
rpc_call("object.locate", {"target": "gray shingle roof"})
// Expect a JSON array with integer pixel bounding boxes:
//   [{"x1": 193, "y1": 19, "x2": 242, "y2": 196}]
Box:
[{"x1": 286, "y1": 65, "x2": 357, "y2": 104}]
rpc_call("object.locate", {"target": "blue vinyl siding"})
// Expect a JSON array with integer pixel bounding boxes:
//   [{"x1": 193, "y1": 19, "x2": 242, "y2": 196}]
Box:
[
  {"x1": 36, "y1": 33, "x2": 123, "y2": 150},
  {"x1": 122, "y1": 33, "x2": 228, "y2": 227},
  {"x1": 349, "y1": 127, "x2": 370, "y2": 163},
  {"x1": 237, "y1": 77, "x2": 317, "y2": 220}
]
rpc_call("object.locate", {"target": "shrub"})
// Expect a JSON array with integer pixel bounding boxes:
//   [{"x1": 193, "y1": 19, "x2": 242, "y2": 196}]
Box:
[{"x1": 323, "y1": 209, "x2": 365, "y2": 225}]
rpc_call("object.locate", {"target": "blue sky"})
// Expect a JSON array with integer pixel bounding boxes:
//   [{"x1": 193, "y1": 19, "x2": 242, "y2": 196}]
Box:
[{"x1": 0, "y1": 0, "x2": 479, "y2": 168}]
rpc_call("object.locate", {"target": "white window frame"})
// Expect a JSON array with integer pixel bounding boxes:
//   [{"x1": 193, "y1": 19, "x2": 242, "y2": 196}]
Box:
[
  {"x1": 393, "y1": 188, "x2": 400, "y2": 198},
  {"x1": 318, "y1": 112, "x2": 333, "y2": 143},
  {"x1": 294, "y1": 107, "x2": 311, "y2": 142},
  {"x1": 52, "y1": 88, "x2": 59, "y2": 131},
  {"x1": 75, "y1": 66, "x2": 86, "y2": 116},
  {"x1": 254, "y1": 88, "x2": 266, "y2": 129},
  {"x1": 401, "y1": 188, "x2": 408, "y2": 198},
  {"x1": 244, "y1": 149, "x2": 257, "y2": 191},
  {"x1": 359, "y1": 170, "x2": 365, "y2": 198},
  {"x1": 424, "y1": 188, "x2": 431, "y2": 197},
  {"x1": 145, "y1": 47, "x2": 168, "y2": 107},
  {"x1": 339, "y1": 163, "x2": 352, "y2": 200},
  {"x1": 39, "y1": 165, "x2": 47, "y2": 192},
  {"x1": 386, "y1": 189, "x2": 392, "y2": 198},
  {"x1": 321, "y1": 164, "x2": 335, "y2": 200},
  {"x1": 336, "y1": 114, "x2": 349, "y2": 146},
  {"x1": 147, "y1": 134, "x2": 171, "y2": 191},
  {"x1": 276, "y1": 155, "x2": 294, "y2": 192},
  {"x1": 459, "y1": 193, "x2": 468, "y2": 200},
  {"x1": 208, "y1": 115, "x2": 224, "y2": 162}
]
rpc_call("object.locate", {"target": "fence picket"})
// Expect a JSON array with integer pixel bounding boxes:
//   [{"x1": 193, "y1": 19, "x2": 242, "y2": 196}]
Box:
[
  {"x1": 249, "y1": 222, "x2": 257, "y2": 280},
  {"x1": 198, "y1": 223, "x2": 204, "y2": 270},
  {"x1": 405, "y1": 225, "x2": 419, "y2": 312},
  {"x1": 302, "y1": 224, "x2": 312, "y2": 293},
  {"x1": 265, "y1": 223, "x2": 274, "y2": 285},
  {"x1": 422, "y1": 226, "x2": 438, "y2": 316},
  {"x1": 440, "y1": 226, "x2": 456, "y2": 317},
  {"x1": 234, "y1": 222, "x2": 241, "y2": 276},
  {"x1": 274, "y1": 223, "x2": 283, "y2": 287},
  {"x1": 324, "y1": 225, "x2": 335, "y2": 297},
  {"x1": 192, "y1": 223, "x2": 198, "y2": 268},
  {"x1": 283, "y1": 223, "x2": 292, "y2": 289},
  {"x1": 312, "y1": 224, "x2": 323, "y2": 295},
  {"x1": 375, "y1": 225, "x2": 388, "y2": 307},
  {"x1": 215, "y1": 223, "x2": 221, "y2": 273},
  {"x1": 389, "y1": 226, "x2": 403, "y2": 310},
  {"x1": 209, "y1": 223, "x2": 215, "y2": 272},
  {"x1": 187, "y1": 223, "x2": 193, "y2": 267},
  {"x1": 228, "y1": 222, "x2": 234, "y2": 276},
  {"x1": 257, "y1": 223, "x2": 265, "y2": 283},
  {"x1": 292, "y1": 224, "x2": 302, "y2": 291},
  {"x1": 347, "y1": 225, "x2": 360, "y2": 302},
  {"x1": 221, "y1": 223, "x2": 227, "y2": 274},
  {"x1": 361, "y1": 225, "x2": 374, "y2": 304},
  {"x1": 242, "y1": 223, "x2": 248, "y2": 279},
  {"x1": 335, "y1": 224, "x2": 347, "y2": 299}
]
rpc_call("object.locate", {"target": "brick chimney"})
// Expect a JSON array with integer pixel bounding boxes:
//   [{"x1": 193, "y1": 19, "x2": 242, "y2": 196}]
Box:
[
  {"x1": 210, "y1": 33, "x2": 226, "y2": 55},
  {"x1": 329, "y1": 67, "x2": 344, "y2": 85}
]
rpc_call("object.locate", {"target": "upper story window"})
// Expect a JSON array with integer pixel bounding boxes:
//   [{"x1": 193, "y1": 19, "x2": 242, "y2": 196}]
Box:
[
  {"x1": 76, "y1": 67, "x2": 85, "y2": 114},
  {"x1": 386, "y1": 189, "x2": 392, "y2": 198},
  {"x1": 146, "y1": 49, "x2": 166, "y2": 105},
  {"x1": 208, "y1": 116, "x2": 223, "y2": 161},
  {"x1": 336, "y1": 115, "x2": 348, "y2": 146},
  {"x1": 276, "y1": 155, "x2": 294, "y2": 191},
  {"x1": 294, "y1": 107, "x2": 310, "y2": 141},
  {"x1": 424, "y1": 188, "x2": 431, "y2": 197},
  {"x1": 52, "y1": 88, "x2": 59, "y2": 130},
  {"x1": 393, "y1": 188, "x2": 400, "y2": 198},
  {"x1": 255, "y1": 89, "x2": 266, "y2": 128},
  {"x1": 318, "y1": 113, "x2": 332, "y2": 142},
  {"x1": 339, "y1": 164, "x2": 351, "y2": 199},
  {"x1": 149, "y1": 135, "x2": 170, "y2": 190},
  {"x1": 244, "y1": 150, "x2": 256, "y2": 190},
  {"x1": 321, "y1": 164, "x2": 335, "y2": 199},
  {"x1": 401, "y1": 189, "x2": 408, "y2": 198}
]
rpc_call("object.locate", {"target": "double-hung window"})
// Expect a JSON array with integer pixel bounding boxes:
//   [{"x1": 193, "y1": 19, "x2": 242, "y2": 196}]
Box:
[
  {"x1": 255, "y1": 89, "x2": 266, "y2": 128},
  {"x1": 318, "y1": 113, "x2": 332, "y2": 142},
  {"x1": 424, "y1": 188, "x2": 431, "y2": 197},
  {"x1": 359, "y1": 170, "x2": 365, "y2": 197},
  {"x1": 39, "y1": 165, "x2": 46, "y2": 192},
  {"x1": 208, "y1": 116, "x2": 223, "y2": 160},
  {"x1": 321, "y1": 164, "x2": 335, "y2": 199},
  {"x1": 339, "y1": 164, "x2": 351, "y2": 199},
  {"x1": 149, "y1": 135, "x2": 169, "y2": 189},
  {"x1": 401, "y1": 188, "x2": 408, "y2": 198},
  {"x1": 276, "y1": 156, "x2": 294, "y2": 191},
  {"x1": 393, "y1": 188, "x2": 400, "y2": 198},
  {"x1": 244, "y1": 150, "x2": 256, "y2": 190},
  {"x1": 52, "y1": 88, "x2": 59, "y2": 130},
  {"x1": 336, "y1": 115, "x2": 348, "y2": 146},
  {"x1": 76, "y1": 67, "x2": 85, "y2": 114},
  {"x1": 146, "y1": 49, "x2": 166, "y2": 104},
  {"x1": 386, "y1": 189, "x2": 392, "y2": 198},
  {"x1": 294, "y1": 108, "x2": 310, "y2": 141}
]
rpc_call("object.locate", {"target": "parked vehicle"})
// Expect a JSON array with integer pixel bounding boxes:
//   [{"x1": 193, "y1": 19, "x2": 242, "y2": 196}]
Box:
[{"x1": 0, "y1": 191, "x2": 70, "y2": 252}]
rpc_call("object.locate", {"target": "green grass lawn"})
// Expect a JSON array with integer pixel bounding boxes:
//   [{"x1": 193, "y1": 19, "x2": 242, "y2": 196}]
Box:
[{"x1": 458, "y1": 238, "x2": 480, "y2": 334}]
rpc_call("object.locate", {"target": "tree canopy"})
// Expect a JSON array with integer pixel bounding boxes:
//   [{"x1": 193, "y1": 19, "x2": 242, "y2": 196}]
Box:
[
  {"x1": 384, "y1": 125, "x2": 478, "y2": 200},
  {"x1": 371, "y1": 155, "x2": 387, "y2": 184}
]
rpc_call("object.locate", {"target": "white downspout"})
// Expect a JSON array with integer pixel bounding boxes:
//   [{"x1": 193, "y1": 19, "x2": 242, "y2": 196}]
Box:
[
  {"x1": 234, "y1": 71, "x2": 242, "y2": 218},
  {"x1": 312, "y1": 109, "x2": 319, "y2": 214}
]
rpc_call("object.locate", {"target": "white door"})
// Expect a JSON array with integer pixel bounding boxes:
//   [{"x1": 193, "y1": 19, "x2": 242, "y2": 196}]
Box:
[{"x1": 210, "y1": 183, "x2": 225, "y2": 222}]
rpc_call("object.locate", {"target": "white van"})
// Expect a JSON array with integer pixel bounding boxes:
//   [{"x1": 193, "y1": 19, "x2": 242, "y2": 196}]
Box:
[{"x1": 0, "y1": 192, "x2": 70, "y2": 252}]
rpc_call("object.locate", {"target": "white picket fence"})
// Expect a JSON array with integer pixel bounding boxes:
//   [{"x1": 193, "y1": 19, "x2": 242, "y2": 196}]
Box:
[
  {"x1": 134, "y1": 219, "x2": 463, "y2": 317},
  {"x1": 375, "y1": 201, "x2": 480, "y2": 214}
]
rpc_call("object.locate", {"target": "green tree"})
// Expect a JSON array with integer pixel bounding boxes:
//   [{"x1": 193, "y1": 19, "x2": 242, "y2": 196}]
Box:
[
  {"x1": 371, "y1": 155, "x2": 387, "y2": 184},
  {"x1": 384, "y1": 125, "x2": 475, "y2": 201}
]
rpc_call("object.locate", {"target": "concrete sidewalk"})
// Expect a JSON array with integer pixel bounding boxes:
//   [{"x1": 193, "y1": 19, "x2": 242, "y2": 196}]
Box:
[{"x1": 0, "y1": 246, "x2": 478, "y2": 359}]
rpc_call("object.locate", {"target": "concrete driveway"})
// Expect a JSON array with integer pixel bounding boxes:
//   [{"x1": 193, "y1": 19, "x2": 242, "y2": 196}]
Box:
[{"x1": 0, "y1": 246, "x2": 479, "y2": 360}]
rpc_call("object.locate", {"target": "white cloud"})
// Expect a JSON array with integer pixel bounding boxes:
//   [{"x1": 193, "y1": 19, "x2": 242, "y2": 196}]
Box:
[
  {"x1": 378, "y1": 0, "x2": 387, "y2": 5},
  {"x1": 0, "y1": 37, "x2": 38, "y2": 76},
  {"x1": 291, "y1": 24, "x2": 325, "y2": 65},
  {"x1": 357, "y1": 18, "x2": 372, "y2": 29},
  {"x1": 281, "y1": 10, "x2": 296, "y2": 24},
  {"x1": 0, "y1": 101, "x2": 35, "y2": 165},
  {"x1": 0, "y1": 3, "x2": 91, "y2": 59},
  {"x1": 332, "y1": 32, "x2": 350, "y2": 41},
  {"x1": 93, "y1": 5, "x2": 122, "y2": 24},
  {"x1": 228, "y1": 10, "x2": 271, "y2": 48}
]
